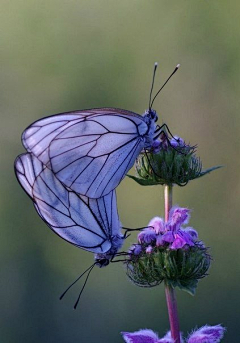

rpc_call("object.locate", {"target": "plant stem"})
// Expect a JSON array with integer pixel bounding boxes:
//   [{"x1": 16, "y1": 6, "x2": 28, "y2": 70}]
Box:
[{"x1": 164, "y1": 184, "x2": 180, "y2": 343}]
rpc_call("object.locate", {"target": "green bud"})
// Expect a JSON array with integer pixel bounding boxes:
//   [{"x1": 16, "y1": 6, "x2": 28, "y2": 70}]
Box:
[{"x1": 127, "y1": 134, "x2": 221, "y2": 187}]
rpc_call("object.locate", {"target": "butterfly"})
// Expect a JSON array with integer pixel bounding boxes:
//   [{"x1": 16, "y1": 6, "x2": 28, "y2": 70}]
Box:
[
  {"x1": 14, "y1": 153, "x2": 124, "y2": 267},
  {"x1": 21, "y1": 107, "x2": 160, "y2": 199},
  {"x1": 20, "y1": 64, "x2": 179, "y2": 199}
]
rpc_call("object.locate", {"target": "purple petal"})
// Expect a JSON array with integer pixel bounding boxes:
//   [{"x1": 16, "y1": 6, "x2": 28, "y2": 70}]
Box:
[
  {"x1": 122, "y1": 329, "x2": 160, "y2": 343},
  {"x1": 187, "y1": 324, "x2": 225, "y2": 343},
  {"x1": 162, "y1": 231, "x2": 175, "y2": 243},
  {"x1": 178, "y1": 230, "x2": 195, "y2": 246},
  {"x1": 168, "y1": 206, "x2": 191, "y2": 231},
  {"x1": 170, "y1": 230, "x2": 195, "y2": 250},
  {"x1": 146, "y1": 245, "x2": 153, "y2": 254},
  {"x1": 152, "y1": 140, "x2": 161, "y2": 153},
  {"x1": 170, "y1": 235, "x2": 187, "y2": 250},
  {"x1": 138, "y1": 229, "x2": 157, "y2": 244},
  {"x1": 128, "y1": 244, "x2": 143, "y2": 256},
  {"x1": 184, "y1": 227, "x2": 198, "y2": 240},
  {"x1": 156, "y1": 234, "x2": 165, "y2": 247},
  {"x1": 148, "y1": 217, "x2": 165, "y2": 234},
  {"x1": 170, "y1": 136, "x2": 185, "y2": 148}
]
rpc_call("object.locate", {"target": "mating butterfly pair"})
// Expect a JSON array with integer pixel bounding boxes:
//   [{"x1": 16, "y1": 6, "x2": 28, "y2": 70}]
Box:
[
  {"x1": 15, "y1": 64, "x2": 180, "y2": 277},
  {"x1": 14, "y1": 107, "x2": 160, "y2": 267}
]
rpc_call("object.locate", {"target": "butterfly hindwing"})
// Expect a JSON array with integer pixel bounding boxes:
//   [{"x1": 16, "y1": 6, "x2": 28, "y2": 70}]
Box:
[{"x1": 15, "y1": 153, "x2": 122, "y2": 254}]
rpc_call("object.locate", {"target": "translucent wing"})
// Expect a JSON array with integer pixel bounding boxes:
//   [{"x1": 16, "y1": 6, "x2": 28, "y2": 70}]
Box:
[
  {"x1": 22, "y1": 108, "x2": 154, "y2": 198},
  {"x1": 15, "y1": 153, "x2": 123, "y2": 254},
  {"x1": 22, "y1": 112, "x2": 87, "y2": 166}
]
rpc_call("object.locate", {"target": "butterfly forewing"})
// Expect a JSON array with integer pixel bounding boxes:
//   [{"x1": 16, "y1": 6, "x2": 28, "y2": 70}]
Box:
[
  {"x1": 22, "y1": 108, "x2": 151, "y2": 198},
  {"x1": 15, "y1": 153, "x2": 122, "y2": 254}
]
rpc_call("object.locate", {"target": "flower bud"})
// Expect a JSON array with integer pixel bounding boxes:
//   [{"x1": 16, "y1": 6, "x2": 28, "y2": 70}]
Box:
[{"x1": 127, "y1": 132, "x2": 221, "y2": 187}]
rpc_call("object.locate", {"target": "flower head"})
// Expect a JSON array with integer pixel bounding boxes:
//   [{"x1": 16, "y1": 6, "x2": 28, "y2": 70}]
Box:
[{"x1": 126, "y1": 207, "x2": 211, "y2": 294}]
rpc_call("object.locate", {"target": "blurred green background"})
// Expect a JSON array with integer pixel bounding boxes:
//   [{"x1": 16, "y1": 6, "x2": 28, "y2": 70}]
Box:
[{"x1": 1, "y1": 1, "x2": 240, "y2": 342}]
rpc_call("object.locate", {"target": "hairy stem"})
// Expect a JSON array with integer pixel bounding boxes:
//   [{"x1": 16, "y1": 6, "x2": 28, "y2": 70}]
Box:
[{"x1": 164, "y1": 184, "x2": 180, "y2": 343}]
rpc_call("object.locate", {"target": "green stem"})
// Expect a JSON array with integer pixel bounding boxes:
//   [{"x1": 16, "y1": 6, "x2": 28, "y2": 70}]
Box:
[{"x1": 164, "y1": 184, "x2": 180, "y2": 343}]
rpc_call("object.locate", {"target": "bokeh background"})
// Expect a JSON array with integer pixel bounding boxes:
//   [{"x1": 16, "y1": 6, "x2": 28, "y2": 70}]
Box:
[{"x1": 1, "y1": 1, "x2": 240, "y2": 342}]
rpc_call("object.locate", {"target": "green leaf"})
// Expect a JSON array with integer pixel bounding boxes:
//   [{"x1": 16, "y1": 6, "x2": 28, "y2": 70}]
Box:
[
  {"x1": 198, "y1": 165, "x2": 223, "y2": 178},
  {"x1": 177, "y1": 279, "x2": 198, "y2": 296},
  {"x1": 126, "y1": 174, "x2": 162, "y2": 186}
]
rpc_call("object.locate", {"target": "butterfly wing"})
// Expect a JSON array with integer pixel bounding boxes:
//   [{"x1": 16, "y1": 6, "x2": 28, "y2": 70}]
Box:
[
  {"x1": 22, "y1": 108, "x2": 150, "y2": 198},
  {"x1": 15, "y1": 153, "x2": 122, "y2": 254},
  {"x1": 22, "y1": 112, "x2": 87, "y2": 166}
]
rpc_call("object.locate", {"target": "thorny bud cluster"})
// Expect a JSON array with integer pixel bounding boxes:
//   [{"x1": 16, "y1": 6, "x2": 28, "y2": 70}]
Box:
[{"x1": 128, "y1": 131, "x2": 221, "y2": 187}]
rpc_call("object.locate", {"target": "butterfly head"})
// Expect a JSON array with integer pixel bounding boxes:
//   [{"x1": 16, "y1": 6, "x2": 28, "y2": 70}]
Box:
[
  {"x1": 145, "y1": 109, "x2": 158, "y2": 122},
  {"x1": 94, "y1": 255, "x2": 110, "y2": 268},
  {"x1": 94, "y1": 234, "x2": 124, "y2": 268}
]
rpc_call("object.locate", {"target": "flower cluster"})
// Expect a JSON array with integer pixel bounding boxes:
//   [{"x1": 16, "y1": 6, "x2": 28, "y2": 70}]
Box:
[
  {"x1": 122, "y1": 325, "x2": 225, "y2": 343},
  {"x1": 130, "y1": 207, "x2": 198, "y2": 254},
  {"x1": 151, "y1": 132, "x2": 190, "y2": 154},
  {"x1": 126, "y1": 207, "x2": 211, "y2": 294}
]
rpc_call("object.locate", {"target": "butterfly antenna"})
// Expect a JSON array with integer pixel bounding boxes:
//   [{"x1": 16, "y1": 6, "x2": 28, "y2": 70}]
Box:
[
  {"x1": 150, "y1": 64, "x2": 180, "y2": 108},
  {"x1": 149, "y1": 62, "x2": 158, "y2": 110},
  {"x1": 59, "y1": 263, "x2": 96, "y2": 300},
  {"x1": 74, "y1": 264, "x2": 95, "y2": 310}
]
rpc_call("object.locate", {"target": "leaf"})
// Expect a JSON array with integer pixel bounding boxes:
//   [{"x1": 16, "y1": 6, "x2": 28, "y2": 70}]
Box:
[
  {"x1": 177, "y1": 279, "x2": 198, "y2": 295},
  {"x1": 126, "y1": 174, "x2": 163, "y2": 186},
  {"x1": 198, "y1": 165, "x2": 223, "y2": 178}
]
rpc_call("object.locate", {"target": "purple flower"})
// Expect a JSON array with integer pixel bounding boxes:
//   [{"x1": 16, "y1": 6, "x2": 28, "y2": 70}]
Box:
[
  {"x1": 187, "y1": 324, "x2": 225, "y2": 343},
  {"x1": 146, "y1": 245, "x2": 153, "y2": 254},
  {"x1": 170, "y1": 136, "x2": 185, "y2": 148},
  {"x1": 171, "y1": 230, "x2": 195, "y2": 250},
  {"x1": 184, "y1": 227, "x2": 198, "y2": 240},
  {"x1": 168, "y1": 206, "x2": 191, "y2": 232},
  {"x1": 133, "y1": 206, "x2": 199, "y2": 254},
  {"x1": 148, "y1": 217, "x2": 165, "y2": 234},
  {"x1": 138, "y1": 228, "x2": 157, "y2": 244},
  {"x1": 122, "y1": 329, "x2": 183, "y2": 343},
  {"x1": 160, "y1": 228, "x2": 194, "y2": 250},
  {"x1": 156, "y1": 234, "x2": 165, "y2": 247},
  {"x1": 129, "y1": 244, "x2": 143, "y2": 256},
  {"x1": 152, "y1": 140, "x2": 162, "y2": 153},
  {"x1": 122, "y1": 329, "x2": 161, "y2": 343}
]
